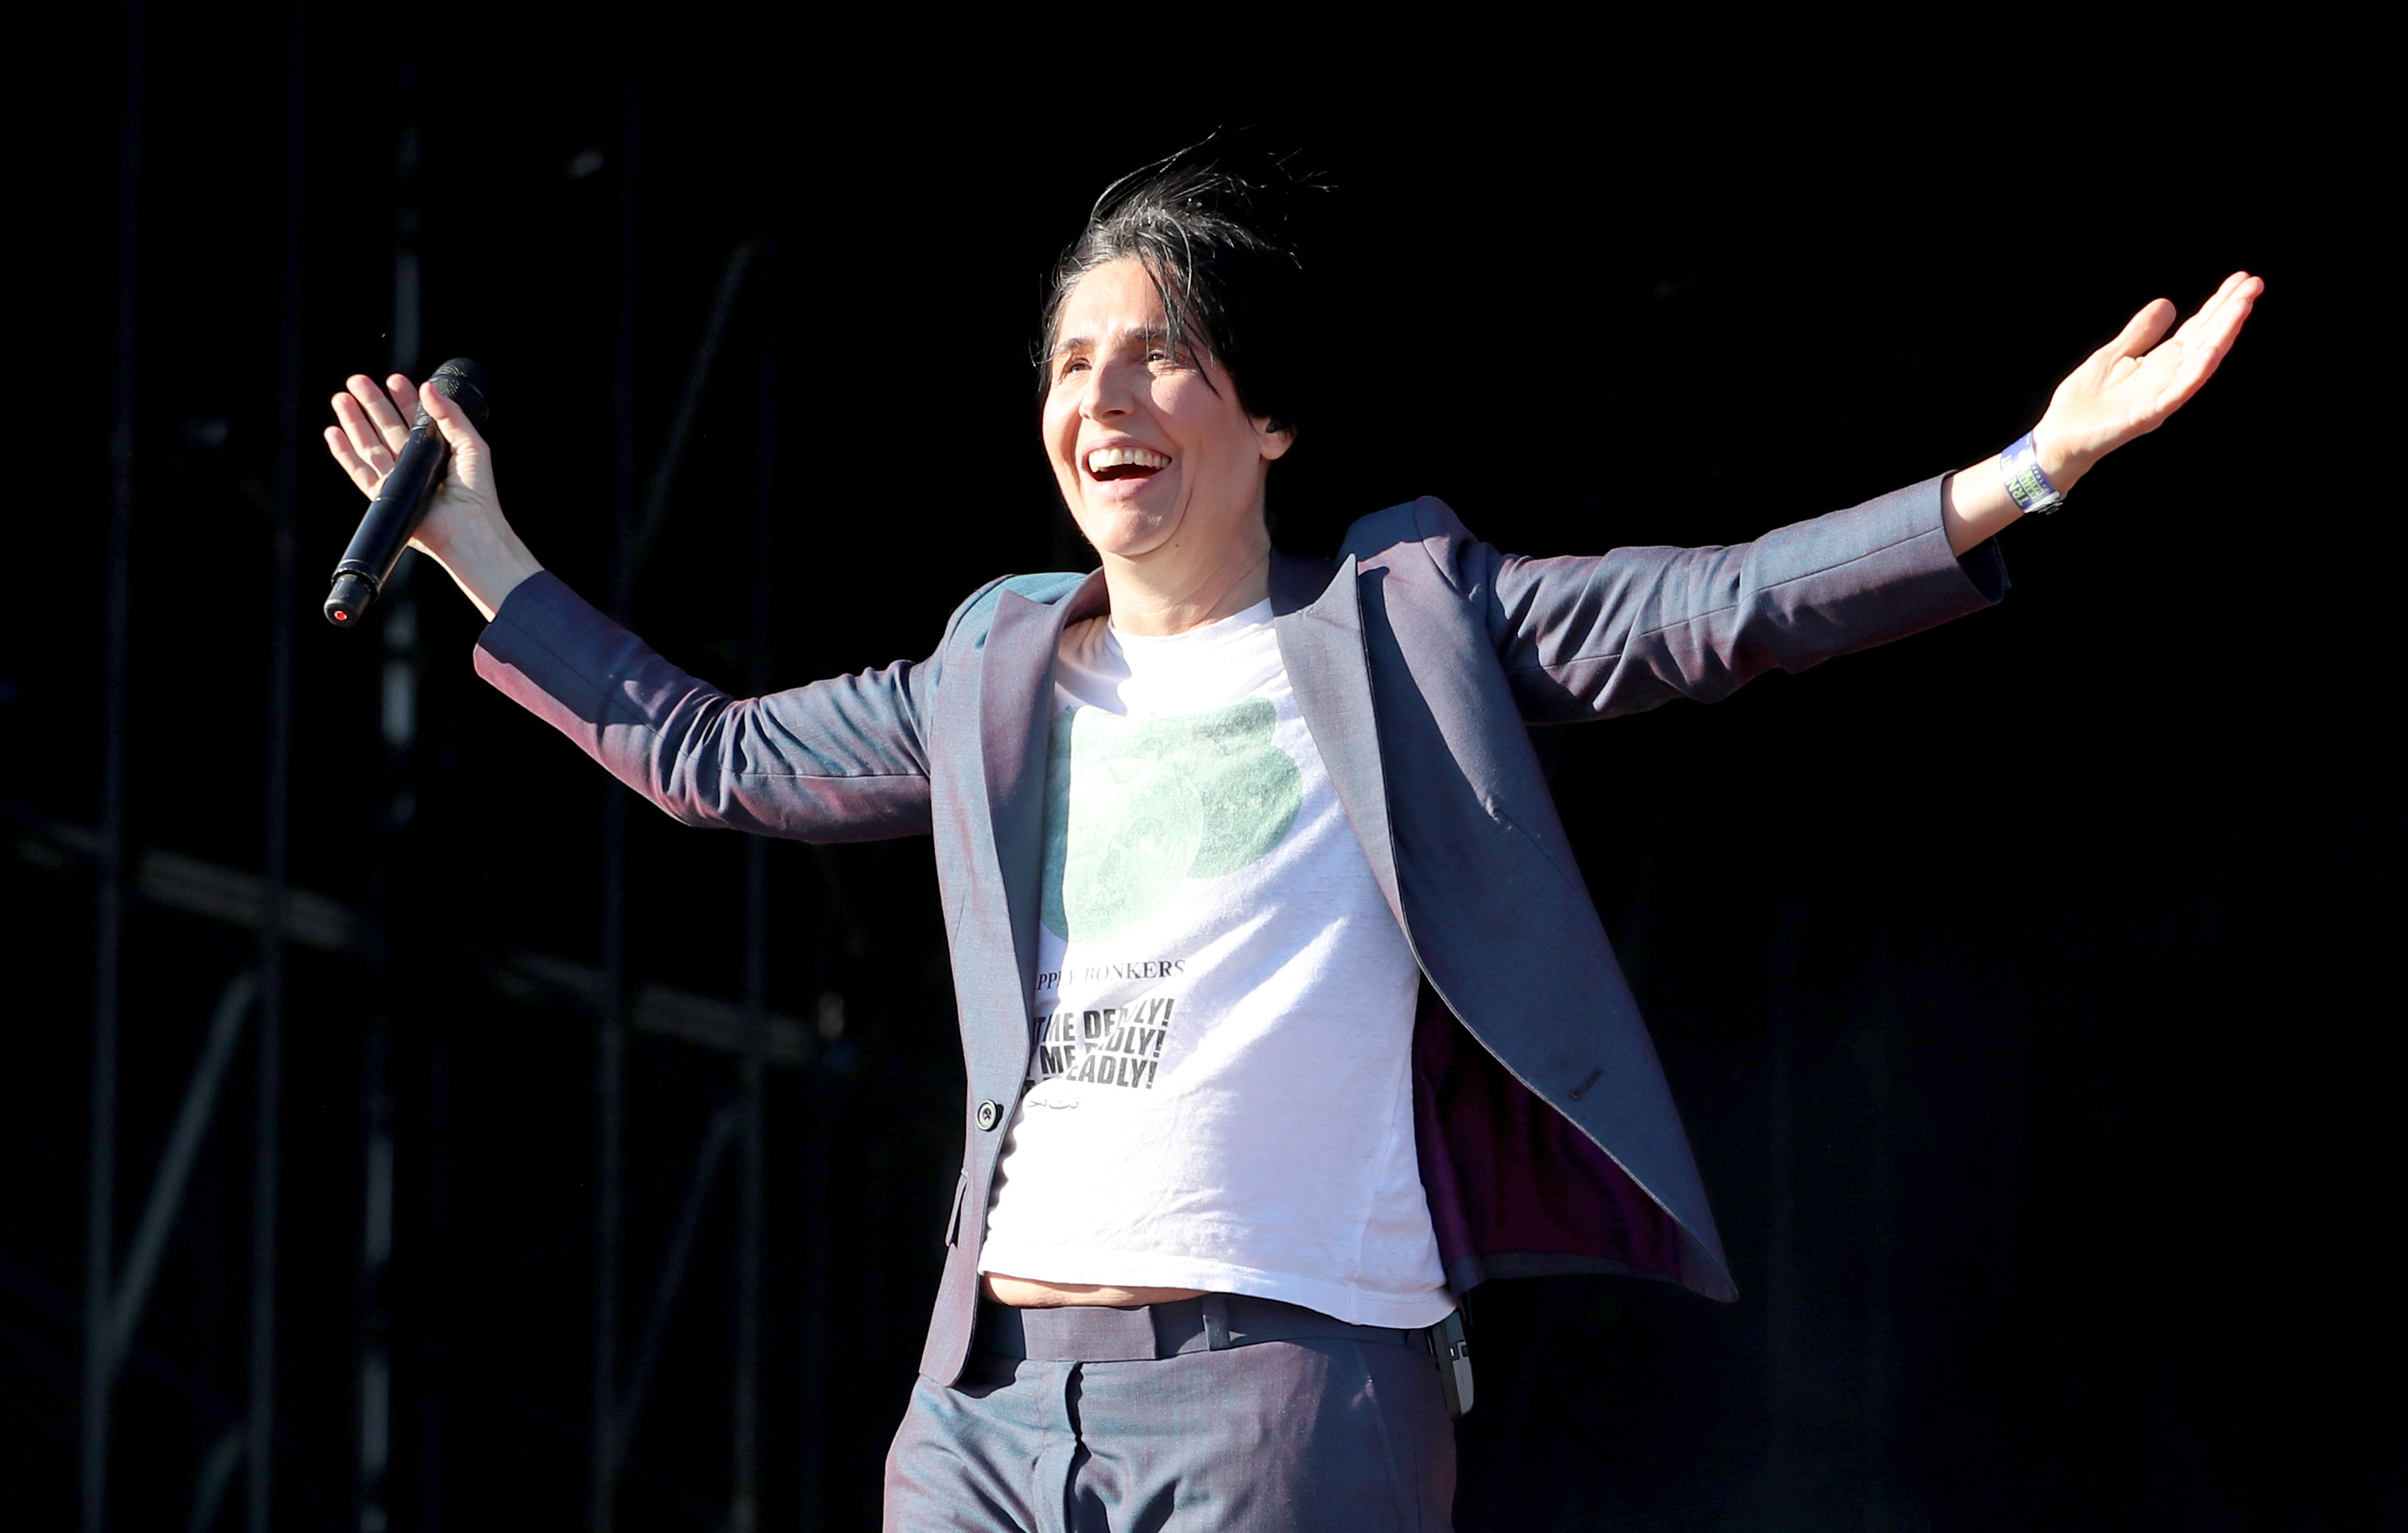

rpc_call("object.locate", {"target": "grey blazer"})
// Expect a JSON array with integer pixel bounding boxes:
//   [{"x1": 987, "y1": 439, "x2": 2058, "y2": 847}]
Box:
[{"x1": 475, "y1": 475, "x2": 2005, "y2": 1384}]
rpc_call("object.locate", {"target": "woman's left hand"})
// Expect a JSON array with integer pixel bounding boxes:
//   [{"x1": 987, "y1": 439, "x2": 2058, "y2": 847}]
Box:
[{"x1": 2034, "y1": 270, "x2": 2263, "y2": 491}]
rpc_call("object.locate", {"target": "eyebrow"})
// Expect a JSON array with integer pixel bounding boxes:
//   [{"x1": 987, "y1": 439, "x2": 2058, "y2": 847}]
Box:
[{"x1": 1048, "y1": 322, "x2": 1176, "y2": 359}]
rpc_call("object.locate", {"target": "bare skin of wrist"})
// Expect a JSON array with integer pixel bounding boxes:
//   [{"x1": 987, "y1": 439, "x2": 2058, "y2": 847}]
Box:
[
  {"x1": 1941, "y1": 430, "x2": 2089, "y2": 557},
  {"x1": 981, "y1": 1273, "x2": 1209, "y2": 1308},
  {"x1": 414, "y1": 515, "x2": 543, "y2": 623}
]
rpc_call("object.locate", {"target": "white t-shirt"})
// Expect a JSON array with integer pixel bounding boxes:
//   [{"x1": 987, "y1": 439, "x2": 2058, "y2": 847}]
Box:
[{"x1": 976, "y1": 599, "x2": 1452, "y2": 1328}]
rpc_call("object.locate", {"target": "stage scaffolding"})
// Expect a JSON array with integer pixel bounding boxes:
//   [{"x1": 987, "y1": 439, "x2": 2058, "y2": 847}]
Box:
[{"x1": 45, "y1": 8, "x2": 820, "y2": 1527}]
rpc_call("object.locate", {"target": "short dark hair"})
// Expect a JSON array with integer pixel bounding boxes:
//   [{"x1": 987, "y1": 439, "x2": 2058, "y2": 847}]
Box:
[{"x1": 1038, "y1": 137, "x2": 1321, "y2": 440}]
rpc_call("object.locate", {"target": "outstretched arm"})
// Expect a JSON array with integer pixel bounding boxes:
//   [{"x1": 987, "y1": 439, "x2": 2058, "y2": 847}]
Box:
[
  {"x1": 324, "y1": 372, "x2": 541, "y2": 619},
  {"x1": 1444, "y1": 272, "x2": 2266, "y2": 721},
  {"x1": 1942, "y1": 271, "x2": 2263, "y2": 554},
  {"x1": 326, "y1": 370, "x2": 944, "y2": 842}
]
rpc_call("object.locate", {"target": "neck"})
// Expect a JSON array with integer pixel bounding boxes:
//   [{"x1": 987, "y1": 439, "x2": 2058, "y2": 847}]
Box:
[{"x1": 1098, "y1": 517, "x2": 1272, "y2": 637}]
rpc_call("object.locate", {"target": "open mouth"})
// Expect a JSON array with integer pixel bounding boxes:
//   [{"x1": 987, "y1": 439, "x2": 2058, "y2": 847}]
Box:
[{"x1": 1086, "y1": 445, "x2": 1170, "y2": 483}]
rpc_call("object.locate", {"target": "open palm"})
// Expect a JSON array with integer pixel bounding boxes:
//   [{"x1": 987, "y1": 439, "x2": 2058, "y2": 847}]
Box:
[{"x1": 2040, "y1": 271, "x2": 2263, "y2": 476}]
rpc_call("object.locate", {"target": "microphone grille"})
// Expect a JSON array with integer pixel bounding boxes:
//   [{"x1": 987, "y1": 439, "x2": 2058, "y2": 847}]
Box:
[{"x1": 425, "y1": 357, "x2": 492, "y2": 428}]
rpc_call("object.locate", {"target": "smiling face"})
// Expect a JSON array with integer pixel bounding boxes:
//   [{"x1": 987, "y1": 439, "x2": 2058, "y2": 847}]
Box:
[{"x1": 1042, "y1": 257, "x2": 1291, "y2": 570}]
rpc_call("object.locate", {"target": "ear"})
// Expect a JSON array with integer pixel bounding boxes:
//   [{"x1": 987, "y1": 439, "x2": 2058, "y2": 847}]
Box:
[{"x1": 1256, "y1": 416, "x2": 1296, "y2": 463}]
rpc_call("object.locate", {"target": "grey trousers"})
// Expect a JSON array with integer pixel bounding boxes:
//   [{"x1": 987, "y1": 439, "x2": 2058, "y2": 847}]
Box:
[{"x1": 883, "y1": 1301, "x2": 1456, "y2": 1531}]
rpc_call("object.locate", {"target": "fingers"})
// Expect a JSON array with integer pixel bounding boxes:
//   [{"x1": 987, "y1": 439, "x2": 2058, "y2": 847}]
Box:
[
  {"x1": 2161, "y1": 274, "x2": 2261, "y2": 390},
  {"x1": 328, "y1": 368, "x2": 480, "y2": 500},
  {"x1": 2145, "y1": 274, "x2": 2263, "y2": 419},
  {"x1": 330, "y1": 390, "x2": 396, "y2": 480},
  {"x1": 420, "y1": 382, "x2": 492, "y2": 463},
  {"x1": 321, "y1": 424, "x2": 384, "y2": 496},
  {"x1": 326, "y1": 366, "x2": 499, "y2": 509},
  {"x1": 2167, "y1": 272, "x2": 2260, "y2": 352},
  {"x1": 384, "y1": 373, "x2": 422, "y2": 430},
  {"x1": 2153, "y1": 339, "x2": 2229, "y2": 422},
  {"x1": 2190, "y1": 271, "x2": 2263, "y2": 351},
  {"x1": 2177, "y1": 288, "x2": 2254, "y2": 386},
  {"x1": 331, "y1": 389, "x2": 381, "y2": 451},
  {"x1": 346, "y1": 373, "x2": 416, "y2": 452},
  {"x1": 2185, "y1": 270, "x2": 2249, "y2": 322},
  {"x1": 2103, "y1": 297, "x2": 2179, "y2": 362},
  {"x1": 2206, "y1": 269, "x2": 2257, "y2": 311}
]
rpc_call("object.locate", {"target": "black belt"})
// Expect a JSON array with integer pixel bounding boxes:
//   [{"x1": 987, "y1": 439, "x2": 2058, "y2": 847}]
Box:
[
  {"x1": 977, "y1": 1291, "x2": 1414, "y2": 1362},
  {"x1": 976, "y1": 1292, "x2": 1474, "y2": 1416}
]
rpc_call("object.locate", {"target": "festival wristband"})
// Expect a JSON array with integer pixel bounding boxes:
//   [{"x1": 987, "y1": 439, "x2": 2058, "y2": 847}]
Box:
[{"x1": 1999, "y1": 431, "x2": 2067, "y2": 515}]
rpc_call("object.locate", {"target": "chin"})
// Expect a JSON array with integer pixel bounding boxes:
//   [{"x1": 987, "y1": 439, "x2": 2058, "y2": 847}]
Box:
[{"x1": 1072, "y1": 503, "x2": 1177, "y2": 562}]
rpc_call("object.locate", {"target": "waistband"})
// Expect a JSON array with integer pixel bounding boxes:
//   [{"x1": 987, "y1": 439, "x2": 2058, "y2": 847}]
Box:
[{"x1": 977, "y1": 1291, "x2": 1427, "y2": 1364}]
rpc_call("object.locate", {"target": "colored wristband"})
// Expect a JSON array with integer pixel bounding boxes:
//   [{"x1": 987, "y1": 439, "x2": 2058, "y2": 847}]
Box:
[{"x1": 1999, "y1": 431, "x2": 2067, "y2": 515}]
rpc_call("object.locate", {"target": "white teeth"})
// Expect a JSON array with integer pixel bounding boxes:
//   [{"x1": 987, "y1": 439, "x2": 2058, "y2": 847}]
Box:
[{"x1": 1086, "y1": 446, "x2": 1170, "y2": 473}]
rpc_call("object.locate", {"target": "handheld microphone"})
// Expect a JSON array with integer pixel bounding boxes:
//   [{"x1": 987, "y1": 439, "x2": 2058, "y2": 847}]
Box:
[{"x1": 323, "y1": 357, "x2": 492, "y2": 628}]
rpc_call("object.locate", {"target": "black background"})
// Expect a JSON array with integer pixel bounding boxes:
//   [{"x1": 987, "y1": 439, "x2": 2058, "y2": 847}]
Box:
[{"x1": 5, "y1": 12, "x2": 2396, "y2": 1531}]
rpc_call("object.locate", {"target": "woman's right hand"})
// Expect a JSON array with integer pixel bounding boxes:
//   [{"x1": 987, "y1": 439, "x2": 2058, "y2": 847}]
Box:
[{"x1": 324, "y1": 372, "x2": 541, "y2": 620}]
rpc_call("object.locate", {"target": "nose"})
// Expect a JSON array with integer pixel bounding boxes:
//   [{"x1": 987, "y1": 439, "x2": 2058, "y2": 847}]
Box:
[{"x1": 1078, "y1": 353, "x2": 1144, "y2": 422}]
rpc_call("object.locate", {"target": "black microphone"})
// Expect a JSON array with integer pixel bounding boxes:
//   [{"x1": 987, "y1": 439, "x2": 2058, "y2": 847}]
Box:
[{"x1": 323, "y1": 357, "x2": 492, "y2": 628}]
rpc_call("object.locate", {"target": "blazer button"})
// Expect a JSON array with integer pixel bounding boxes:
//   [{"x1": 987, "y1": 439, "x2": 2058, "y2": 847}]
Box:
[{"x1": 975, "y1": 1100, "x2": 1002, "y2": 1132}]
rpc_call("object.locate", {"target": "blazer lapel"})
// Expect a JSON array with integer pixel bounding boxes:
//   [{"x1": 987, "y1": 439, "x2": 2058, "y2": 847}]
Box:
[
  {"x1": 1271, "y1": 552, "x2": 1404, "y2": 928},
  {"x1": 977, "y1": 573, "x2": 1106, "y2": 1010}
]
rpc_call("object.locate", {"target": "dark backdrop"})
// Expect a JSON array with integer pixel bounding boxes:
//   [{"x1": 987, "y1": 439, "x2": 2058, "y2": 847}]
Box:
[{"x1": 5, "y1": 12, "x2": 2394, "y2": 1531}]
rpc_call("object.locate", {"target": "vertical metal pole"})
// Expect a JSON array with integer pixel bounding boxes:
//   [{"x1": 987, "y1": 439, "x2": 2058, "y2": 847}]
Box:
[
  {"x1": 591, "y1": 502, "x2": 628, "y2": 1529},
  {"x1": 730, "y1": 223, "x2": 774, "y2": 1533},
  {"x1": 113, "y1": 974, "x2": 258, "y2": 1360},
  {"x1": 1762, "y1": 900, "x2": 1804, "y2": 1533},
  {"x1": 388, "y1": 59, "x2": 434, "y2": 1533},
  {"x1": 798, "y1": 1045, "x2": 829, "y2": 1529},
  {"x1": 356, "y1": 996, "x2": 396, "y2": 1533},
  {"x1": 1858, "y1": 928, "x2": 1896, "y2": 1531},
  {"x1": 591, "y1": 10, "x2": 639, "y2": 1527},
  {"x1": 733, "y1": 902, "x2": 765, "y2": 1533},
  {"x1": 83, "y1": 7, "x2": 142, "y2": 1528},
  {"x1": 418, "y1": 1041, "x2": 450, "y2": 1533},
  {"x1": 390, "y1": 61, "x2": 422, "y2": 384},
  {"x1": 358, "y1": 79, "x2": 419, "y2": 1521},
  {"x1": 250, "y1": 11, "x2": 304, "y2": 1529}
]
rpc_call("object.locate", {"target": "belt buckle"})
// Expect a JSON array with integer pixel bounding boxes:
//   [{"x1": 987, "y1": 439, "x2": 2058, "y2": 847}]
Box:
[{"x1": 1421, "y1": 1310, "x2": 1473, "y2": 1418}]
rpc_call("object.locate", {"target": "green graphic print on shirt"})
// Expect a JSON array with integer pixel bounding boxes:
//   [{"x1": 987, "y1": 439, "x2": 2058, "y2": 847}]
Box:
[{"x1": 1039, "y1": 697, "x2": 1303, "y2": 942}]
